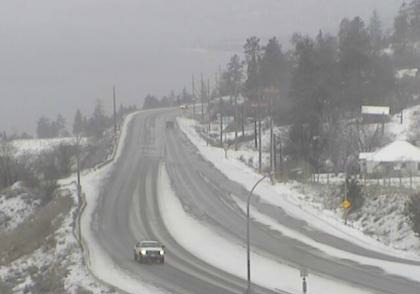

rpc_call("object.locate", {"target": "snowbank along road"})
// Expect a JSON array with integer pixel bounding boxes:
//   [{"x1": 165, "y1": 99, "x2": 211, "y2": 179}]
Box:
[{"x1": 90, "y1": 108, "x2": 420, "y2": 294}]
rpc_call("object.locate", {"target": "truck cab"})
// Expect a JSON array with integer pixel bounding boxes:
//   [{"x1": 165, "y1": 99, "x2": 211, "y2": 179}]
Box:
[{"x1": 134, "y1": 240, "x2": 165, "y2": 264}]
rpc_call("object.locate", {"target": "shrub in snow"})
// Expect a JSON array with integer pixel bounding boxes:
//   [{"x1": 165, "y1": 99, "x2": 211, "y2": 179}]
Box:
[
  {"x1": 0, "y1": 280, "x2": 12, "y2": 294},
  {"x1": 406, "y1": 193, "x2": 420, "y2": 236},
  {"x1": 341, "y1": 177, "x2": 364, "y2": 212}
]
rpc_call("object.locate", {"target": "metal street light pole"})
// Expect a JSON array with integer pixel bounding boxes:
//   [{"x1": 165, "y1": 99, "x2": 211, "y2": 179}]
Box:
[{"x1": 247, "y1": 174, "x2": 268, "y2": 294}]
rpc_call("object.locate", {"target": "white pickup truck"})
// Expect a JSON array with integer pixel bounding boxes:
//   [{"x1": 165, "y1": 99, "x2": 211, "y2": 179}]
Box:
[{"x1": 133, "y1": 240, "x2": 165, "y2": 264}]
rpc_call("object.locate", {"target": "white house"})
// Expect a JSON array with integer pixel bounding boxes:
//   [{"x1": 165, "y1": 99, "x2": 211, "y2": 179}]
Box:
[{"x1": 359, "y1": 140, "x2": 420, "y2": 176}]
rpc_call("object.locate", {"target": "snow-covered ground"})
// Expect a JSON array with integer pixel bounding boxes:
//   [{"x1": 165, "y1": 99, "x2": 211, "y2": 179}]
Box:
[
  {"x1": 395, "y1": 68, "x2": 418, "y2": 80},
  {"x1": 0, "y1": 182, "x2": 40, "y2": 232},
  {"x1": 0, "y1": 181, "x2": 112, "y2": 294},
  {"x1": 158, "y1": 163, "x2": 375, "y2": 294},
  {"x1": 11, "y1": 137, "x2": 86, "y2": 157},
  {"x1": 177, "y1": 117, "x2": 420, "y2": 258},
  {"x1": 387, "y1": 104, "x2": 420, "y2": 141},
  {"x1": 200, "y1": 118, "x2": 289, "y2": 171}
]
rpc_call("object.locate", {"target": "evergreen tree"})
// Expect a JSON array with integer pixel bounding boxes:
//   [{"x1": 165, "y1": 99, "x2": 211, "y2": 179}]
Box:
[
  {"x1": 73, "y1": 109, "x2": 84, "y2": 136},
  {"x1": 142, "y1": 94, "x2": 160, "y2": 109},
  {"x1": 368, "y1": 10, "x2": 383, "y2": 54},
  {"x1": 37, "y1": 116, "x2": 52, "y2": 138},
  {"x1": 393, "y1": 3, "x2": 410, "y2": 47},
  {"x1": 91, "y1": 100, "x2": 107, "y2": 138},
  {"x1": 160, "y1": 96, "x2": 170, "y2": 107},
  {"x1": 260, "y1": 37, "x2": 284, "y2": 90},
  {"x1": 169, "y1": 90, "x2": 176, "y2": 105},
  {"x1": 409, "y1": 0, "x2": 420, "y2": 41},
  {"x1": 338, "y1": 17, "x2": 371, "y2": 111},
  {"x1": 226, "y1": 54, "x2": 244, "y2": 96},
  {"x1": 55, "y1": 114, "x2": 66, "y2": 137},
  {"x1": 244, "y1": 36, "x2": 262, "y2": 99},
  {"x1": 289, "y1": 34, "x2": 318, "y2": 124}
]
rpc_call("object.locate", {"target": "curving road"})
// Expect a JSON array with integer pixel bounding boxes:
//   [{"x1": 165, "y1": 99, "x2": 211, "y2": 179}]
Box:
[{"x1": 92, "y1": 108, "x2": 420, "y2": 294}]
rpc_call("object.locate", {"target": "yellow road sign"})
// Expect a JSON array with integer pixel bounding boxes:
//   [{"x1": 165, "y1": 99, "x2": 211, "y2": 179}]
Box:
[{"x1": 342, "y1": 199, "x2": 352, "y2": 210}]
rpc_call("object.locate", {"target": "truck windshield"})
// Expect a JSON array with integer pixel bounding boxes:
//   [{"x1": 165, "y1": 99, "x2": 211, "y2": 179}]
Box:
[{"x1": 140, "y1": 241, "x2": 159, "y2": 247}]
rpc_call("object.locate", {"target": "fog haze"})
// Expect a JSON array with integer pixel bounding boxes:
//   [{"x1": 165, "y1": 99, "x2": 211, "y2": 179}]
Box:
[{"x1": 0, "y1": 0, "x2": 401, "y2": 134}]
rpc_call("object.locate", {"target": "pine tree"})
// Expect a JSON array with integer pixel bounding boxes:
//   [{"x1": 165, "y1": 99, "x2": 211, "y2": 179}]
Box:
[
  {"x1": 226, "y1": 54, "x2": 244, "y2": 96},
  {"x1": 368, "y1": 10, "x2": 383, "y2": 54},
  {"x1": 260, "y1": 37, "x2": 284, "y2": 90},
  {"x1": 393, "y1": 3, "x2": 410, "y2": 46},
  {"x1": 37, "y1": 116, "x2": 52, "y2": 138},
  {"x1": 91, "y1": 100, "x2": 107, "y2": 138},
  {"x1": 55, "y1": 114, "x2": 66, "y2": 137},
  {"x1": 142, "y1": 95, "x2": 160, "y2": 109},
  {"x1": 409, "y1": 0, "x2": 420, "y2": 41},
  {"x1": 73, "y1": 109, "x2": 84, "y2": 136},
  {"x1": 244, "y1": 36, "x2": 262, "y2": 99},
  {"x1": 338, "y1": 17, "x2": 371, "y2": 111}
]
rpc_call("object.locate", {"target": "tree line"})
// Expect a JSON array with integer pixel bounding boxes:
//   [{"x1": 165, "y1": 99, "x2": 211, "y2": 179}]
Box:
[
  {"x1": 0, "y1": 100, "x2": 138, "y2": 199},
  {"x1": 207, "y1": 1, "x2": 420, "y2": 176},
  {"x1": 35, "y1": 100, "x2": 137, "y2": 139},
  {"x1": 142, "y1": 88, "x2": 193, "y2": 110}
]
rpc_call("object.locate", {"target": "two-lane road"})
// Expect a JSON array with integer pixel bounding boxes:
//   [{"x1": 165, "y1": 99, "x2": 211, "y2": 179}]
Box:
[{"x1": 91, "y1": 109, "x2": 420, "y2": 294}]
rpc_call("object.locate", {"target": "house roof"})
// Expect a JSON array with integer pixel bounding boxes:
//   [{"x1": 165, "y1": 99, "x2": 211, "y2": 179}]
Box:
[
  {"x1": 369, "y1": 140, "x2": 420, "y2": 163},
  {"x1": 359, "y1": 152, "x2": 374, "y2": 160}
]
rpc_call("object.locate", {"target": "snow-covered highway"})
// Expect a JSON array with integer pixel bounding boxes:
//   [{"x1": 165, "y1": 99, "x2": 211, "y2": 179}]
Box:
[{"x1": 81, "y1": 108, "x2": 420, "y2": 294}]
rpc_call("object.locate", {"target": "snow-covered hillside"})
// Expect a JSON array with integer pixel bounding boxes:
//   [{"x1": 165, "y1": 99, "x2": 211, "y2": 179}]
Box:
[
  {"x1": 387, "y1": 104, "x2": 420, "y2": 141},
  {"x1": 0, "y1": 182, "x2": 40, "y2": 233},
  {"x1": 11, "y1": 137, "x2": 86, "y2": 157}
]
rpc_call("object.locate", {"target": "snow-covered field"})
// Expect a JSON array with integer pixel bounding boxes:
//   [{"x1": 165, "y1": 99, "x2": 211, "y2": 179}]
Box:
[
  {"x1": 0, "y1": 183, "x2": 40, "y2": 232},
  {"x1": 11, "y1": 137, "x2": 86, "y2": 157},
  {"x1": 158, "y1": 163, "x2": 375, "y2": 294},
  {"x1": 177, "y1": 117, "x2": 420, "y2": 258},
  {"x1": 0, "y1": 181, "x2": 112, "y2": 294}
]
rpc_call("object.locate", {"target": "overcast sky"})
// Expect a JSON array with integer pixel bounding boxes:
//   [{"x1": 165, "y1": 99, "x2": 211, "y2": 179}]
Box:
[{"x1": 0, "y1": 0, "x2": 401, "y2": 135}]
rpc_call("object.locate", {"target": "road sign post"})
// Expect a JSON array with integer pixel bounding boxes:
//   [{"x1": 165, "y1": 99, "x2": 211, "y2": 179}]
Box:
[
  {"x1": 342, "y1": 199, "x2": 351, "y2": 210},
  {"x1": 246, "y1": 175, "x2": 269, "y2": 294},
  {"x1": 300, "y1": 268, "x2": 308, "y2": 294},
  {"x1": 342, "y1": 199, "x2": 351, "y2": 225}
]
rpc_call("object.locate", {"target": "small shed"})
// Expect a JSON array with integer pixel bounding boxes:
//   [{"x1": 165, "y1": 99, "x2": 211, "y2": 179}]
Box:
[{"x1": 360, "y1": 140, "x2": 420, "y2": 176}]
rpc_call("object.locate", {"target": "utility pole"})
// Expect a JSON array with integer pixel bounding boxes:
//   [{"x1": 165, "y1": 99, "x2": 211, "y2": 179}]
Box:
[
  {"x1": 113, "y1": 85, "x2": 117, "y2": 138},
  {"x1": 270, "y1": 96, "x2": 273, "y2": 172},
  {"x1": 75, "y1": 134, "x2": 82, "y2": 214},
  {"x1": 220, "y1": 96, "x2": 223, "y2": 146},
  {"x1": 192, "y1": 75, "x2": 196, "y2": 116},
  {"x1": 201, "y1": 73, "x2": 204, "y2": 120},
  {"x1": 269, "y1": 93, "x2": 275, "y2": 180},
  {"x1": 207, "y1": 79, "x2": 211, "y2": 102},
  {"x1": 273, "y1": 134, "x2": 277, "y2": 176},
  {"x1": 242, "y1": 104, "x2": 245, "y2": 137},
  {"x1": 344, "y1": 160, "x2": 348, "y2": 225},
  {"x1": 254, "y1": 108, "x2": 258, "y2": 149},
  {"x1": 246, "y1": 175, "x2": 268, "y2": 294},
  {"x1": 258, "y1": 93, "x2": 262, "y2": 173},
  {"x1": 215, "y1": 72, "x2": 219, "y2": 98},
  {"x1": 234, "y1": 93, "x2": 238, "y2": 150},
  {"x1": 207, "y1": 78, "x2": 211, "y2": 144}
]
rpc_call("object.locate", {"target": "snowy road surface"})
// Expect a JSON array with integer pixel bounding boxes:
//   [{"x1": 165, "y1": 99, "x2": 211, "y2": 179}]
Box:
[{"x1": 86, "y1": 108, "x2": 420, "y2": 294}]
